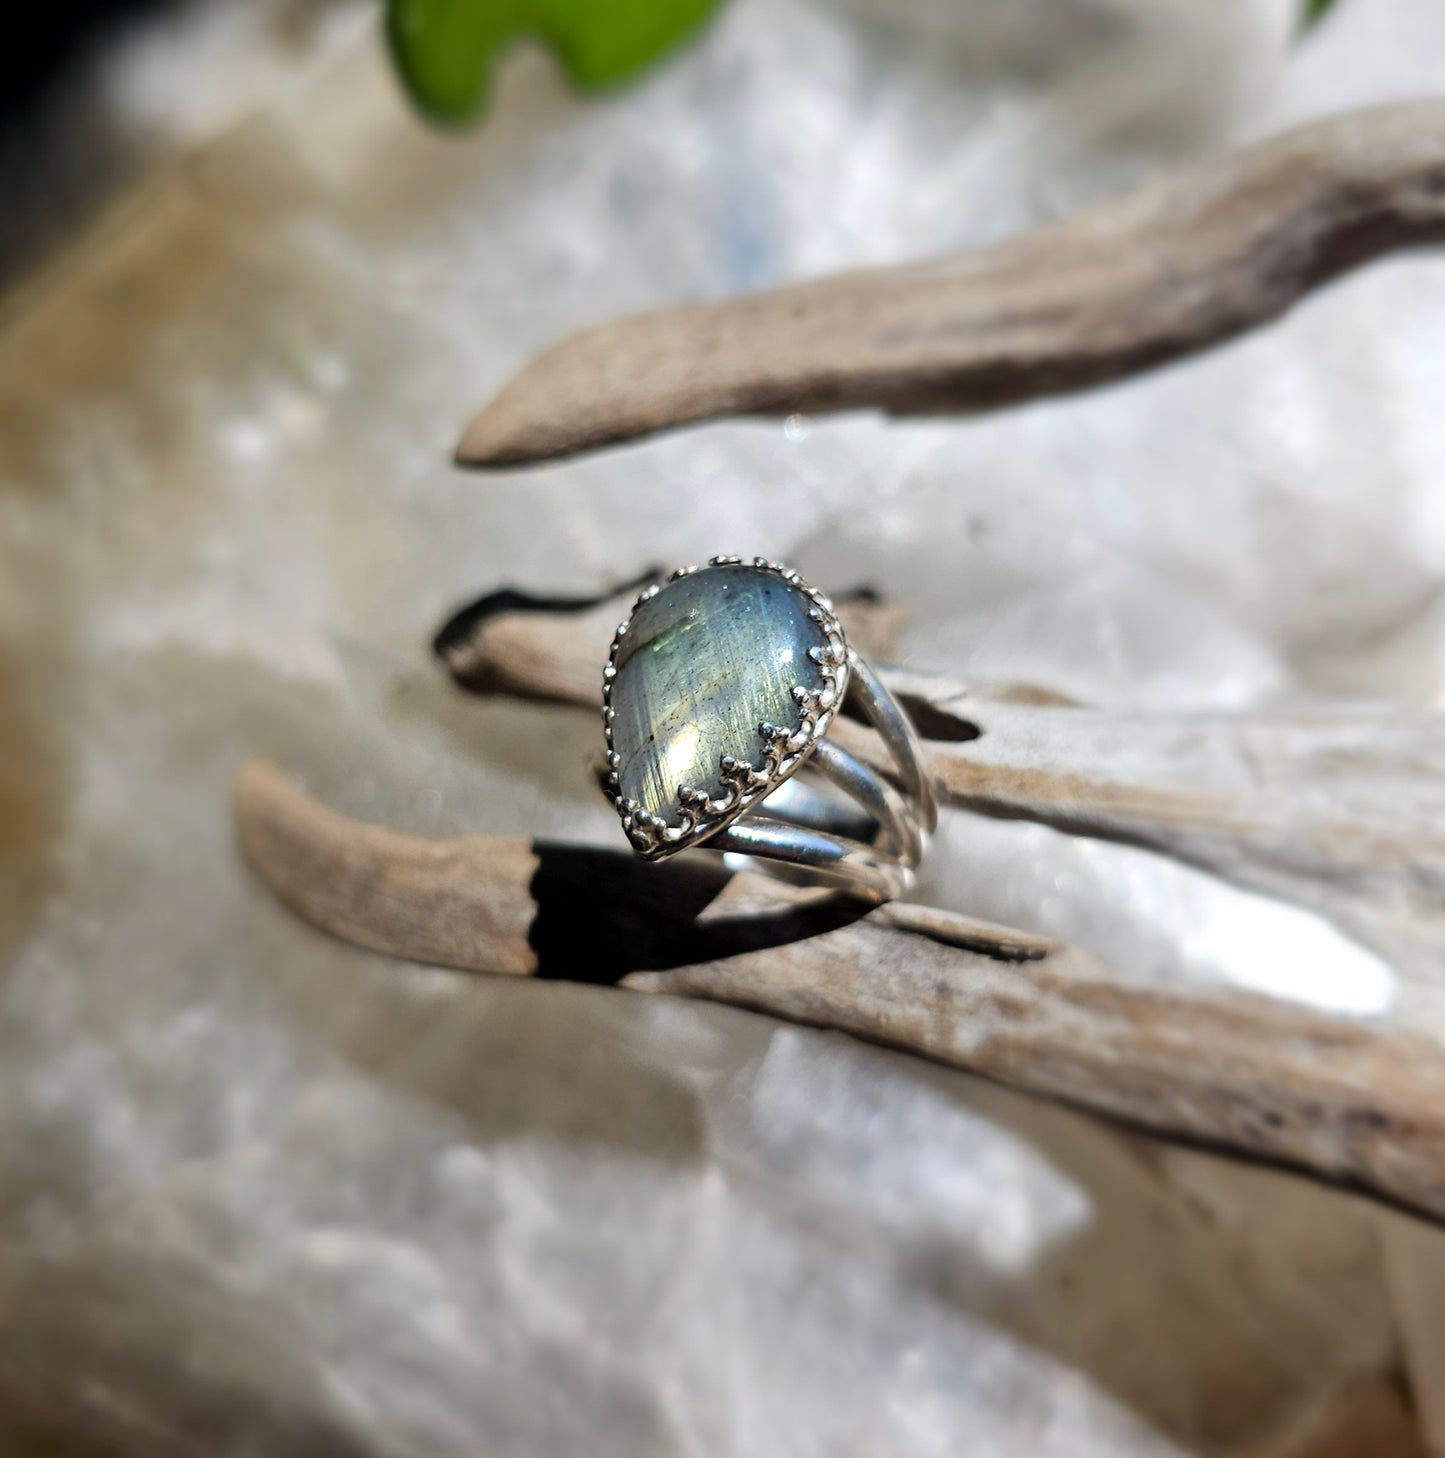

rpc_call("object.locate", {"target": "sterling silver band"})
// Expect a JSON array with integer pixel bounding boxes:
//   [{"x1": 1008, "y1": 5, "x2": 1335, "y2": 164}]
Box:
[
  {"x1": 600, "y1": 557, "x2": 935, "y2": 904},
  {"x1": 711, "y1": 656, "x2": 935, "y2": 902}
]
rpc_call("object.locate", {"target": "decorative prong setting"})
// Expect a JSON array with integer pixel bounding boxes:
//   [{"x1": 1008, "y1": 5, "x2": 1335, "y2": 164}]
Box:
[{"x1": 601, "y1": 558, "x2": 850, "y2": 860}]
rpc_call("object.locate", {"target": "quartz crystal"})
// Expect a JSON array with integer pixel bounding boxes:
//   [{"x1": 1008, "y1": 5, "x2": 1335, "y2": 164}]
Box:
[{"x1": 610, "y1": 565, "x2": 830, "y2": 824}]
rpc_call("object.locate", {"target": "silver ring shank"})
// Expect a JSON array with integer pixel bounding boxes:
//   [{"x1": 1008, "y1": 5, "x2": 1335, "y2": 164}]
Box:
[
  {"x1": 709, "y1": 650, "x2": 933, "y2": 904},
  {"x1": 713, "y1": 817, "x2": 914, "y2": 903},
  {"x1": 848, "y1": 654, "x2": 937, "y2": 835},
  {"x1": 809, "y1": 740, "x2": 921, "y2": 864}
]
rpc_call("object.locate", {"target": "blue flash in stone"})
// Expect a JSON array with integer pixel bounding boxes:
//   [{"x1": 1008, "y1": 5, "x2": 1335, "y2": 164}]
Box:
[{"x1": 609, "y1": 564, "x2": 832, "y2": 827}]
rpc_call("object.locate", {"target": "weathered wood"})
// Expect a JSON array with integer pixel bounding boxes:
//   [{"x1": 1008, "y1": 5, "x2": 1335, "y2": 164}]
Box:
[
  {"x1": 456, "y1": 102, "x2": 1445, "y2": 467},
  {"x1": 435, "y1": 583, "x2": 1445, "y2": 942},
  {"x1": 236, "y1": 761, "x2": 1445, "y2": 1228},
  {"x1": 236, "y1": 761, "x2": 540, "y2": 977},
  {"x1": 838, "y1": 672, "x2": 1445, "y2": 943}
]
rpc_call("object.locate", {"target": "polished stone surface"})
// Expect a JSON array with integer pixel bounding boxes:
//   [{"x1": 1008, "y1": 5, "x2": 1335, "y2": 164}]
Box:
[{"x1": 611, "y1": 565, "x2": 830, "y2": 824}]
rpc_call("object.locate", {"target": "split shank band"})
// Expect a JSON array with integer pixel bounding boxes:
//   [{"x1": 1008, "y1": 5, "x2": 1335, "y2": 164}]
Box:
[{"x1": 600, "y1": 556, "x2": 935, "y2": 903}]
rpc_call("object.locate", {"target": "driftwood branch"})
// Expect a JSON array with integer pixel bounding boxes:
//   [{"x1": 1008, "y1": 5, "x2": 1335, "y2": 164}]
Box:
[
  {"x1": 435, "y1": 580, "x2": 1445, "y2": 942},
  {"x1": 236, "y1": 761, "x2": 1445, "y2": 1227},
  {"x1": 456, "y1": 102, "x2": 1445, "y2": 467},
  {"x1": 432, "y1": 578, "x2": 908, "y2": 703}
]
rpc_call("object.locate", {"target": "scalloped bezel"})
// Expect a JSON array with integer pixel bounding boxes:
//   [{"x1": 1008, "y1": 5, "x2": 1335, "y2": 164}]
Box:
[{"x1": 601, "y1": 555, "x2": 851, "y2": 861}]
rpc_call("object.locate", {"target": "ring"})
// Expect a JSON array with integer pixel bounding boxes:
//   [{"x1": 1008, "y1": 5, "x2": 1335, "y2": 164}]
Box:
[{"x1": 600, "y1": 555, "x2": 936, "y2": 902}]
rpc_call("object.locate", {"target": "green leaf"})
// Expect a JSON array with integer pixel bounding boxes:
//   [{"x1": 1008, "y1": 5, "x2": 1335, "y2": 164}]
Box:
[
  {"x1": 1300, "y1": 0, "x2": 1343, "y2": 30},
  {"x1": 386, "y1": 0, "x2": 725, "y2": 125}
]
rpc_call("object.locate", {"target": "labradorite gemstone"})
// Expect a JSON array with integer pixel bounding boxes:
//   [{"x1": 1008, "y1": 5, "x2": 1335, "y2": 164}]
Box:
[{"x1": 611, "y1": 564, "x2": 830, "y2": 825}]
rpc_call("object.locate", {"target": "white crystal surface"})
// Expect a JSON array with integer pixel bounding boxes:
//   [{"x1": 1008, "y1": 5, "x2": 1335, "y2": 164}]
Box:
[{"x1": 1, "y1": 0, "x2": 1442, "y2": 1452}]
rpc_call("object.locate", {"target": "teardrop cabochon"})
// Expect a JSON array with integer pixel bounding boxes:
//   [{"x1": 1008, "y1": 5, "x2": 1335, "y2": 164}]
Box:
[{"x1": 603, "y1": 559, "x2": 850, "y2": 859}]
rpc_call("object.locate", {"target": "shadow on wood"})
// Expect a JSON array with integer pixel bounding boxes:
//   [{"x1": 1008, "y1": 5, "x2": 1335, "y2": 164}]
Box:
[{"x1": 238, "y1": 761, "x2": 1445, "y2": 1232}]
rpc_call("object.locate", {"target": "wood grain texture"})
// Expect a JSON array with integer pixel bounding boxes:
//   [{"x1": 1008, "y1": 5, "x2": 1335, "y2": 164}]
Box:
[
  {"x1": 236, "y1": 762, "x2": 540, "y2": 977},
  {"x1": 839, "y1": 671, "x2": 1445, "y2": 942},
  {"x1": 434, "y1": 582, "x2": 1445, "y2": 951},
  {"x1": 236, "y1": 761, "x2": 1445, "y2": 1228},
  {"x1": 456, "y1": 102, "x2": 1445, "y2": 467}
]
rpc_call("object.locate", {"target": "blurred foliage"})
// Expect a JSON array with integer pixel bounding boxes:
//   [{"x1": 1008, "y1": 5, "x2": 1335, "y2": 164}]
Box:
[
  {"x1": 388, "y1": 0, "x2": 1344, "y2": 126},
  {"x1": 387, "y1": 0, "x2": 725, "y2": 124}
]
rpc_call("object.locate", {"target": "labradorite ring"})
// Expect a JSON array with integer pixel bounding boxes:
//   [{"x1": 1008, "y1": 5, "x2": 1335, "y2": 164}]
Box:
[{"x1": 600, "y1": 556, "x2": 936, "y2": 903}]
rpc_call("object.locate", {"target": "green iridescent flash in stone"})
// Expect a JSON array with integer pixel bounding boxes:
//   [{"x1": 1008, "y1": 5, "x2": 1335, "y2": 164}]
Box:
[{"x1": 610, "y1": 565, "x2": 831, "y2": 826}]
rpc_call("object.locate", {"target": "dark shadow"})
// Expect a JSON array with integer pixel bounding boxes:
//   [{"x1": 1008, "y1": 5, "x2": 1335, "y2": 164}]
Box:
[
  {"x1": 0, "y1": 0, "x2": 178, "y2": 124},
  {"x1": 894, "y1": 691, "x2": 983, "y2": 743},
  {"x1": 431, "y1": 570, "x2": 656, "y2": 653},
  {"x1": 0, "y1": 0, "x2": 183, "y2": 282},
  {"x1": 432, "y1": 568, "x2": 660, "y2": 689},
  {"x1": 528, "y1": 843, "x2": 872, "y2": 984}
]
